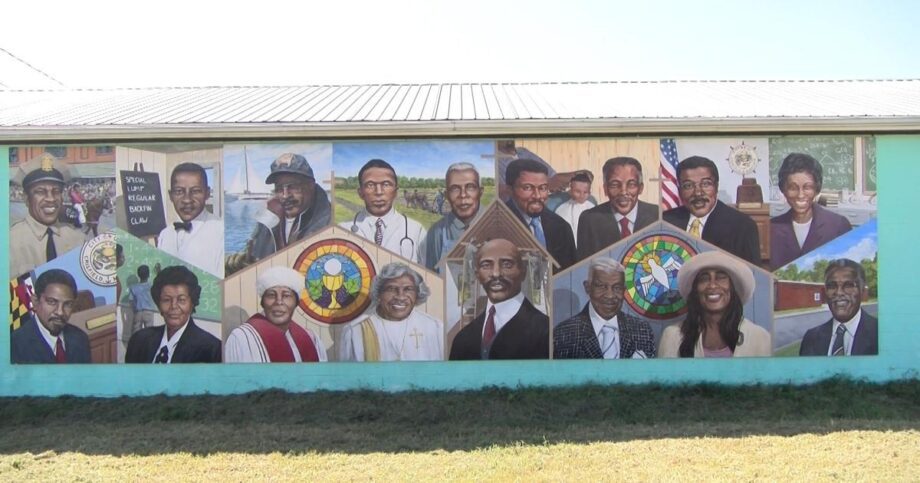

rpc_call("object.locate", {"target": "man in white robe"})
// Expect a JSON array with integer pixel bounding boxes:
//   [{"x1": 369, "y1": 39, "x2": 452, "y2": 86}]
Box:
[
  {"x1": 338, "y1": 262, "x2": 444, "y2": 361},
  {"x1": 553, "y1": 171, "x2": 595, "y2": 248}
]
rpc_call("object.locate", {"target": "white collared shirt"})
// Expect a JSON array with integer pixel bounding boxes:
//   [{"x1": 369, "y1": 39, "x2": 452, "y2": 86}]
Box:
[
  {"x1": 339, "y1": 208, "x2": 426, "y2": 263},
  {"x1": 588, "y1": 303, "x2": 620, "y2": 359},
  {"x1": 483, "y1": 291, "x2": 525, "y2": 338},
  {"x1": 793, "y1": 218, "x2": 812, "y2": 248},
  {"x1": 828, "y1": 310, "x2": 863, "y2": 356},
  {"x1": 685, "y1": 208, "x2": 714, "y2": 233},
  {"x1": 554, "y1": 199, "x2": 595, "y2": 245},
  {"x1": 34, "y1": 315, "x2": 65, "y2": 357},
  {"x1": 613, "y1": 202, "x2": 640, "y2": 235},
  {"x1": 158, "y1": 210, "x2": 225, "y2": 277},
  {"x1": 153, "y1": 317, "x2": 191, "y2": 363}
]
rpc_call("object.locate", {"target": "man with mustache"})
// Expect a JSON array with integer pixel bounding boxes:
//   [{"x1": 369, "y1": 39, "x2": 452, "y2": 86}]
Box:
[
  {"x1": 576, "y1": 157, "x2": 660, "y2": 261},
  {"x1": 421, "y1": 162, "x2": 483, "y2": 270},
  {"x1": 339, "y1": 159, "x2": 426, "y2": 264},
  {"x1": 663, "y1": 156, "x2": 760, "y2": 265},
  {"x1": 225, "y1": 267, "x2": 327, "y2": 363},
  {"x1": 125, "y1": 265, "x2": 222, "y2": 363},
  {"x1": 504, "y1": 158, "x2": 576, "y2": 272},
  {"x1": 11, "y1": 269, "x2": 91, "y2": 364},
  {"x1": 10, "y1": 153, "x2": 88, "y2": 277},
  {"x1": 226, "y1": 153, "x2": 332, "y2": 275},
  {"x1": 339, "y1": 263, "x2": 444, "y2": 361},
  {"x1": 799, "y1": 258, "x2": 878, "y2": 356},
  {"x1": 157, "y1": 162, "x2": 224, "y2": 277},
  {"x1": 554, "y1": 257, "x2": 657, "y2": 359},
  {"x1": 449, "y1": 238, "x2": 549, "y2": 360}
]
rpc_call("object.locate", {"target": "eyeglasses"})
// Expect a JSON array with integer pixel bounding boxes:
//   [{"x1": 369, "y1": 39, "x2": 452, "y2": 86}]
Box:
[
  {"x1": 362, "y1": 180, "x2": 396, "y2": 192},
  {"x1": 447, "y1": 183, "x2": 480, "y2": 196},
  {"x1": 679, "y1": 179, "x2": 716, "y2": 192},
  {"x1": 169, "y1": 187, "x2": 208, "y2": 198},
  {"x1": 825, "y1": 281, "x2": 860, "y2": 293},
  {"x1": 514, "y1": 183, "x2": 549, "y2": 194}
]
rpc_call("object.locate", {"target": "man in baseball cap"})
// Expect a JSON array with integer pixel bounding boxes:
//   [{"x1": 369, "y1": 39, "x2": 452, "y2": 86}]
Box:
[
  {"x1": 10, "y1": 153, "x2": 88, "y2": 277},
  {"x1": 225, "y1": 153, "x2": 331, "y2": 275}
]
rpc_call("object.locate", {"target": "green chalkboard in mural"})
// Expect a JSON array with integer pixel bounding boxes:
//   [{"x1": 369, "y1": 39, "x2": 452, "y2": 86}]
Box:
[
  {"x1": 769, "y1": 136, "x2": 855, "y2": 190},
  {"x1": 114, "y1": 228, "x2": 222, "y2": 321}
]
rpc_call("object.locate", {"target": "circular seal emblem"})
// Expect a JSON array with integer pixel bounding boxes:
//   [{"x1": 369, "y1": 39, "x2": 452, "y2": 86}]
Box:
[
  {"x1": 621, "y1": 234, "x2": 697, "y2": 319},
  {"x1": 727, "y1": 142, "x2": 759, "y2": 176},
  {"x1": 80, "y1": 232, "x2": 118, "y2": 286},
  {"x1": 293, "y1": 239, "x2": 376, "y2": 324}
]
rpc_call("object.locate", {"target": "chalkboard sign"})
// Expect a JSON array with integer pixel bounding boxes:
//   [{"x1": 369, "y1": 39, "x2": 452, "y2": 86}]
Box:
[
  {"x1": 769, "y1": 136, "x2": 855, "y2": 190},
  {"x1": 120, "y1": 170, "x2": 167, "y2": 238}
]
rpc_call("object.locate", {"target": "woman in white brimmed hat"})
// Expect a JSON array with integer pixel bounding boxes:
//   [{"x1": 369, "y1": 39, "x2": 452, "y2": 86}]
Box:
[{"x1": 658, "y1": 251, "x2": 771, "y2": 358}]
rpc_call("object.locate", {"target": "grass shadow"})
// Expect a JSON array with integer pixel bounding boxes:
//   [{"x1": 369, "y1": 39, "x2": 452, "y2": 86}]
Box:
[{"x1": 0, "y1": 377, "x2": 917, "y2": 456}]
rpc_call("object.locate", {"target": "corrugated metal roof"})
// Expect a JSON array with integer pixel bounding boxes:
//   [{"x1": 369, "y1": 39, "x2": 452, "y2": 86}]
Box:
[{"x1": 0, "y1": 80, "x2": 918, "y2": 139}]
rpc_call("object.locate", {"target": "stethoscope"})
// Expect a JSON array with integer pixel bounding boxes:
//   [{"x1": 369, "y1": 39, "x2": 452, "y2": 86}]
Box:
[{"x1": 352, "y1": 211, "x2": 415, "y2": 258}]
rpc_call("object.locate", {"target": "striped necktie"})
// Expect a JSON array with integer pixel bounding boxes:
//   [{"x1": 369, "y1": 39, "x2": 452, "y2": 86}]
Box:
[
  {"x1": 374, "y1": 219, "x2": 384, "y2": 245},
  {"x1": 832, "y1": 324, "x2": 847, "y2": 356}
]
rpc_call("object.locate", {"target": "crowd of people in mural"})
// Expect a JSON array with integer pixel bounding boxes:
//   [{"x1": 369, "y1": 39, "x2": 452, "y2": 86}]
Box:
[{"x1": 8, "y1": 139, "x2": 879, "y2": 364}]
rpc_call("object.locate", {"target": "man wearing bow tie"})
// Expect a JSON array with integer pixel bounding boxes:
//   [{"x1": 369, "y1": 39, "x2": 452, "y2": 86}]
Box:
[{"x1": 157, "y1": 163, "x2": 224, "y2": 277}]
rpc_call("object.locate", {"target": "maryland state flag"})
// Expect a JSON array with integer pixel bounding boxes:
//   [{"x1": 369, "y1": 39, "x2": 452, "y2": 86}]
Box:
[{"x1": 10, "y1": 274, "x2": 34, "y2": 331}]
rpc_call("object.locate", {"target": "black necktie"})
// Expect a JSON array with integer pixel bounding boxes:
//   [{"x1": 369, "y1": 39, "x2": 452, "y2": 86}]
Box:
[
  {"x1": 173, "y1": 221, "x2": 192, "y2": 232},
  {"x1": 45, "y1": 227, "x2": 57, "y2": 261},
  {"x1": 155, "y1": 346, "x2": 169, "y2": 363}
]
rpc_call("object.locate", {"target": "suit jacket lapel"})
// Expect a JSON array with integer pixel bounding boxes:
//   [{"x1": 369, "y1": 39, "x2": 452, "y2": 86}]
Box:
[{"x1": 171, "y1": 318, "x2": 196, "y2": 362}]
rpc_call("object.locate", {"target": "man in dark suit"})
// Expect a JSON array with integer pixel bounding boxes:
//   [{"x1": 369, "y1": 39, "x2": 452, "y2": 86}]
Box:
[
  {"x1": 504, "y1": 158, "x2": 576, "y2": 272},
  {"x1": 663, "y1": 156, "x2": 760, "y2": 265},
  {"x1": 554, "y1": 257, "x2": 656, "y2": 359},
  {"x1": 449, "y1": 238, "x2": 549, "y2": 360},
  {"x1": 800, "y1": 258, "x2": 878, "y2": 356},
  {"x1": 577, "y1": 157, "x2": 660, "y2": 261},
  {"x1": 125, "y1": 265, "x2": 221, "y2": 363},
  {"x1": 11, "y1": 269, "x2": 91, "y2": 364}
]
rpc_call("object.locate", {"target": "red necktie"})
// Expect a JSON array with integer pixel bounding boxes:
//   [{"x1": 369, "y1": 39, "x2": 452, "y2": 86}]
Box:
[
  {"x1": 482, "y1": 306, "x2": 497, "y2": 348},
  {"x1": 619, "y1": 217, "x2": 631, "y2": 237},
  {"x1": 55, "y1": 337, "x2": 66, "y2": 363}
]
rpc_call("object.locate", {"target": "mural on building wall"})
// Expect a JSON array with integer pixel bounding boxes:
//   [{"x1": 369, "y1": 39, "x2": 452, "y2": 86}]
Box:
[{"x1": 6, "y1": 136, "x2": 879, "y2": 364}]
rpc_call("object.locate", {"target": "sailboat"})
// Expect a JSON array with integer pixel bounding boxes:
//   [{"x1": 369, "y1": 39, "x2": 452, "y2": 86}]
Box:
[{"x1": 226, "y1": 146, "x2": 271, "y2": 201}]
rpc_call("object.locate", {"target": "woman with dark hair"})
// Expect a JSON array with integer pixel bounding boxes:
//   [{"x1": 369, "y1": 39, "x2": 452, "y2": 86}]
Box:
[
  {"x1": 658, "y1": 251, "x2": 771, "y2": 358},
  {"x1": 770, "y1": 153, "x2": 851, "y2": 270}
]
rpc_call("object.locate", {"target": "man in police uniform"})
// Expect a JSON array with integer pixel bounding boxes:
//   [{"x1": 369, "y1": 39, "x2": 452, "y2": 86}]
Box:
[{"x1": 10, "y1": 153, "x2": 88, "y2": 277}]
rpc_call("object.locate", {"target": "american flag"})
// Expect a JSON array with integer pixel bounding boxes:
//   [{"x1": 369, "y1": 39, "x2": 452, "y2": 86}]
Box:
[{"x1": 660, "y1": 138, "x2": 681, "y2": 209}]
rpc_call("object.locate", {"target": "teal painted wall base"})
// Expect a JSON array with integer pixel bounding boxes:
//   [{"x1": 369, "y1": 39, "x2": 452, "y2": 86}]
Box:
[{"x1": 1, "y1": 135, "x2": 917, "y2": 396}]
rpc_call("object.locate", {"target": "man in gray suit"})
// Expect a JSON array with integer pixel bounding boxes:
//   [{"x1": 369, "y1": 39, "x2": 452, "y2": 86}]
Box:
[
  {"x1": 554, "y1": 257, "x2": 656, "y2": 359},
  {"x1": 577, "y1": 157, "x2": 659, "y2": 261}
]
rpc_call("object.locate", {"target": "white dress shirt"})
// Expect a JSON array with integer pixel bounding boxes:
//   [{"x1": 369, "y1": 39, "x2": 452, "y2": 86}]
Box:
[
  {"x1": 158, "y1": 210, "x2": 225, "y2": 277},
  {"x1": 339, "y1": 208, "x2": 426, "y2": 263},
  {"x1": 483, "y1": 291, "x2": 525, "y2": 338},
  {"x1": 34, "y1": 315, "x2": 65, "y2": 356},
  {"x1": 828, "y1": 310, "x2": 863, "y2": 356},
  {"x1": 614, "y1": 202, "x2": 640, "y2": 235},
  {"x1": 153, "y1": 317, "x2": 191, "y2": 363},
  {"x1": 588, "y1": 303, "x2": 620, "y2": 359}
]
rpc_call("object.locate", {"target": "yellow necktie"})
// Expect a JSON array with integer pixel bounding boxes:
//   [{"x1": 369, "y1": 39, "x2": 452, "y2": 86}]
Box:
[{"x1": 689, "y1": 218, "x2": 702, "y2": 238}]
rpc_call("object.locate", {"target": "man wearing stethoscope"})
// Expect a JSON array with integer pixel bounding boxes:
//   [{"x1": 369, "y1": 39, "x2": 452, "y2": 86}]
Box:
[{"x1": 340, "y1": 159, "x2": 426, "y2": 264}]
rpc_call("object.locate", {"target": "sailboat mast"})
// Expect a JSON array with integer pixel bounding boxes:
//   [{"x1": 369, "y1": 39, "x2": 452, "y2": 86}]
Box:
[{"x1": 243, "y1": 145, "x2": 251, "y2": 194}]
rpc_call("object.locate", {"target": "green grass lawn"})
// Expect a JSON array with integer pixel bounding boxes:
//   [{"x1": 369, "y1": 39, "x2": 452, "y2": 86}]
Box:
[{"x1": 0, "y1": 379, "x2": 917, "y2": 480}]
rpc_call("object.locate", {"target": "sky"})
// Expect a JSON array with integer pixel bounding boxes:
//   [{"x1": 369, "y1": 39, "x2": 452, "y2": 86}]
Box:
[
  {"x1": 2, "y1": 0, "x2": 919, "y2": 89},
  {"x1": 790, "y1": 218, "x2": 878, "y2": 272}
]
